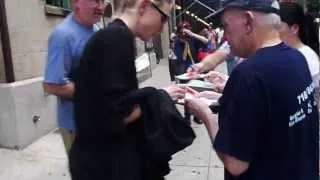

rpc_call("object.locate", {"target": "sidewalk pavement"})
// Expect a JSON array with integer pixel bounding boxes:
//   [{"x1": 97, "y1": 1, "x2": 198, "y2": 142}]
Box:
[{"x1": 0, "y1": 59, "x2": 227, "y2": 180}]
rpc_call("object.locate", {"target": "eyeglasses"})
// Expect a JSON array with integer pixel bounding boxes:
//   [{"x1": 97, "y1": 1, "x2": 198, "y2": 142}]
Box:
[{"x1": 150, "y1": 3, "x2": 169, "y2": 23}]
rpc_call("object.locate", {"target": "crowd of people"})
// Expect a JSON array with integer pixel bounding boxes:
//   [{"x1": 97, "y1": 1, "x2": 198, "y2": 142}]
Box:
[
  {"x1": 43, "y1": 0, "x2": 319, "y2": 179},
  {"x1": 168, "y1": 21, "x2": 221, "y2": 81}
]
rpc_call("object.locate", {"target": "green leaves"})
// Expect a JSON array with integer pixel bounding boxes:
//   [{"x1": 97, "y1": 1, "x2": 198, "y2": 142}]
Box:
[{"x1": 307, "y1": 0, "x2": 320, "y2": 13}]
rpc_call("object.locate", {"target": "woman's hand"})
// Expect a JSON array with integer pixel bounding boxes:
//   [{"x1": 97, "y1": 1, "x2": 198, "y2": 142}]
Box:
[
  {"x1": 204, "y1": 71, "x2": 229, "y2": 93},
  {"x1": 198, "y1": 91, "x2": 222, "y2": 100},
  {"x1": 182, "y1": 28, "x2": 194, "y2": 36},
  {"x1": 186, "y1": 63, "x2": 205, "y2": 78},
  {"x1": 185, "y1": 97, "x2": 219, "y2": 139},
  {"x1": 124, "y1": 104, "x2": 141, "y2": 124},
  {"x1": 162, "y1": 85, "x2": 189, "y2": 101}
]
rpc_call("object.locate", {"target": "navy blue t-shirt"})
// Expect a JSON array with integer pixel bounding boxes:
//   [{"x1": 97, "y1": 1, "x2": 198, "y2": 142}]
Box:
[{"x1": 214, "y1": 43, "x2": 319, "y2": 180}]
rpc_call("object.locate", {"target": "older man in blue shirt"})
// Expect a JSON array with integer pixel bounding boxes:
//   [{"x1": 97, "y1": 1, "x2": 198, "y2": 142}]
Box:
[{"x1": 43, "y1": 0, "x2": 107, "y2": 152}]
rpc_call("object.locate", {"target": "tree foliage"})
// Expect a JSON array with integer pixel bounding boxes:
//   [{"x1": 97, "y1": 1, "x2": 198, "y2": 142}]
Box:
[{"x1": 307, "y1": 0, "x2": 320, "y2": 13}]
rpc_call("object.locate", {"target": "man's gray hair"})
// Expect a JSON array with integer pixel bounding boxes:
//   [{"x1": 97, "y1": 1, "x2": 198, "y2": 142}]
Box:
[{"x1": 253, "y1": 12, "x2": 282, "y2": 30}]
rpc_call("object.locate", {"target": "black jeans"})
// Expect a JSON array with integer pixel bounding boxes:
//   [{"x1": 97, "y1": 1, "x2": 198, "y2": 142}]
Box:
[{"x1": 168, "y1": 59, "x2": 176, "y2": 81}]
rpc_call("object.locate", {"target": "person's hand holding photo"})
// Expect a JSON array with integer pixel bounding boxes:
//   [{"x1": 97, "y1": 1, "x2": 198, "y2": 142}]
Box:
[{"x1": 204, "y1": 71, "x2": 229, "y2": 93}]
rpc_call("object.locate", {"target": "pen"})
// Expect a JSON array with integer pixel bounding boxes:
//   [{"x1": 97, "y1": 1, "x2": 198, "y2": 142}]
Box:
[{"x1": 189, "y1": 65, "x2": 195, "y2": 71}]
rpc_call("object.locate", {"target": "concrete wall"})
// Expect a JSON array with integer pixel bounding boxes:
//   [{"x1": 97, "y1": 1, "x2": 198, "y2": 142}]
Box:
[
  {"x1": 5, "y1": 0, "x2": 63, "y2": 81},
  {"x1": 161, "y1": 23, "x2": 170, "y2": 60},
  {"x1": 0, "y1": 36, "x2": 5, "y2": 83},
  {"x1": 0, "y1": 78, "x2": 57, "y2": 149},
  {"x1": 0, "y1": 0, "x2": 63, "y2": 149}
]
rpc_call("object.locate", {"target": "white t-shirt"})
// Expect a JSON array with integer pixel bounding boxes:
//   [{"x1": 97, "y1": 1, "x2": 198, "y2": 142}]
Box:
[
  {"x1": 169, "y1": 49, "x2": 177, "y2": 60},
  {"x1": 216, "y1": 41, "x2": 231, "y2": 54},
  {"x1": 298, "y1": 45, "x2": 320, "y2": 84}
]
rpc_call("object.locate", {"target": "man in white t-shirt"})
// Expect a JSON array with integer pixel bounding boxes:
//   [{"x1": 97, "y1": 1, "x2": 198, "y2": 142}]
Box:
[{"x1": 299, "y1": 45, "x2": 320, "y2": 81}]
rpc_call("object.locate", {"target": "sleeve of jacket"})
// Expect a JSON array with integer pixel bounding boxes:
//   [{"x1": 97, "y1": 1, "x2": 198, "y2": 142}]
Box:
[{"x1": 74, "y1": 27, "x2": 138, "y2": 138}]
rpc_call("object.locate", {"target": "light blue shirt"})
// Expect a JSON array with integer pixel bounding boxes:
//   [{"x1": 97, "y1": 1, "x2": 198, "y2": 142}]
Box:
[{"x1": 44, "y1": 14, "x2": 99, "y2": 131}]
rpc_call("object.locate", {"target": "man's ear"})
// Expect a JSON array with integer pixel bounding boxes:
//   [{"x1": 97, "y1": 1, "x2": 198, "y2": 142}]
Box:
[
  {"x1": 137, "y1": 0, "x2": 150, "y2": 16},
  {"x1": 243, "y1": 11, "x2": 254, "y2": 34},
  {"x1": 290, "y1": 24, "x2": 299, "y2": 35}
]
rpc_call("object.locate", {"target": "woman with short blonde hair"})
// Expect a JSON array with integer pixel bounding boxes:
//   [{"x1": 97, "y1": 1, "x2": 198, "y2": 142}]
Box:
[{"x1": 69, "y1": 0, "x2": 193, "y2": 180}]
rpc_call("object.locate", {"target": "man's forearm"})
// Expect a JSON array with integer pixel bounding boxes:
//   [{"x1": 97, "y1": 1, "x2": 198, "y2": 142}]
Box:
[
  {"x1": 205, "y1": 110, "x2": 249, "y2": 176},
  {"x1": 189, "y1": 32, "x2": 209, "y2": 44},
  {"x1": 201, "y1": 51, "x2": 228, "y2": 73},
  {"x1": 216, "y1": 151, "x2": 249, "y2": 176},
  {"x1": 201, "y1": 108, "x2": 219, "y2": 142},
  {"x1": 43, "y1": 83, "x2": 75, "y2": 99}
]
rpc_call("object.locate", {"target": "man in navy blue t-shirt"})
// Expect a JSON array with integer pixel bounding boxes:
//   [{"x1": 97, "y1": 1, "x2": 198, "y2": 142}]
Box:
[{"x1": 186, "y1": 0, "x2": 319, "y2": 179}]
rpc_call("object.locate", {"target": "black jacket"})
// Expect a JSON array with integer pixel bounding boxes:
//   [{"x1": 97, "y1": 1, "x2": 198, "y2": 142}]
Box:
[
  {"x1": 129, "y1": 87, "x2": 196, "y2": 178},
  {"x1": 69, "y1": 87, "x2": 195, "y2": 180}
]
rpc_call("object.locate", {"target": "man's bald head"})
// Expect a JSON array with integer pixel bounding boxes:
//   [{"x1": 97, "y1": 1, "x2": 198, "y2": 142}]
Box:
[{"x1": 220, "y1": 7, "x2": 281, "y2": 57}]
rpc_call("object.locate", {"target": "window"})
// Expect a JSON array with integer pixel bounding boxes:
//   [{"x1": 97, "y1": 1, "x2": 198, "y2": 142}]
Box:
[
  {"x1": 45, "y1": 0, "x2": 113, "y2": 17},
  {"x1": 46, "y1": 0, "x2": 72, "y2": 9},
  {"x1": 45, "y1": 0, "x2": 72, "y2": 17}
]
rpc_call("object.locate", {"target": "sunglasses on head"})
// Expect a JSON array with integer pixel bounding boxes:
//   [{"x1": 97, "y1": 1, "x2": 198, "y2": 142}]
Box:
[
  {"x1": 150, "y1": 3, "x2": 169, "y2": 23},
  {"x1": 87, "y1": 0, "x2": 109, "y2": 6}
]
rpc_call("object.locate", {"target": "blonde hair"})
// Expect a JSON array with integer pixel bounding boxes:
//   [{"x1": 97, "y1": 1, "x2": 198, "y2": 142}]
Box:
[
  {"x1": 114, "y1": 0, "x2": 137, "y2": 13},
  {"x1": 114, "y1": 0, "x2": 174, "y2": 14}
]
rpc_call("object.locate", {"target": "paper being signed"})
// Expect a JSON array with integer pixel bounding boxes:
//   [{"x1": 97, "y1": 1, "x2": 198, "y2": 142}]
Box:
[
  {"x1": 177, "y1": 92, "x2": 217, "y2": 105},
  {"x1": 175, "y1": 73, "x2": 206, "y2": 81}
]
